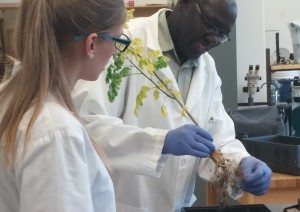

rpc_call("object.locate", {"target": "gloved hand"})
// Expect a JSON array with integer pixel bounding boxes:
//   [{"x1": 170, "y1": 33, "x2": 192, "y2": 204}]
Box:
[
  {"x1": 162, "y1": 124, "x2": 215, "y2": 158},
  {"x1": 239, "y1": 156, "x2": 272, "y2": 196}
]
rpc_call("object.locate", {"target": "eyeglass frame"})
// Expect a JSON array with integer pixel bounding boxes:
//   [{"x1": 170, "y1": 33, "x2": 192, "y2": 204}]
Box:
[
  {"x1": 72, "y1": 32, "x2": 131, "y2": 52},
  {"x1": 195, "y1": 1, "x2": 230, "y2": 44},
  {"x1": 99, "y1": 33, "x2": 131, "y2": 52}
]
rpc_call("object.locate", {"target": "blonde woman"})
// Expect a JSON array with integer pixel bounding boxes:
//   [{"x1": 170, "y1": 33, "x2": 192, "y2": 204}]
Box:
[{"x1": 0, "y1": 0, "x2": 130, "y2": 211}]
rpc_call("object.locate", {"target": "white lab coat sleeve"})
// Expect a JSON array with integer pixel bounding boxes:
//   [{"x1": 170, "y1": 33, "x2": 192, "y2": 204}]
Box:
[
  {"x1": 74, "y1": 77, "x2": 168, "y2": 177},
  {"x1": 15, "y1": 130, "x2": 95, "y2": 212},
  {"x1": 196, "y1": 61, "x2": 250, "y2": 198}
]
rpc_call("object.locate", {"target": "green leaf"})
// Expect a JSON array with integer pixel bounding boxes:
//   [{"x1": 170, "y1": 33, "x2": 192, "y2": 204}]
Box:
[
  {"x1": 120, "y1": 67, "x2": 130, "y2": 77},
  {"x1": 108, "y1": 88, "x2": 115, "y2": 103},
  {"x1": 154, "y1": 56, "x2": 169, "y2": 70},
  {"x1": 114, "y1": 57, "x2": 124, "y2": 68},
  {"x1": 153, "y1": 89, "x2": 160, "y2": 100}
]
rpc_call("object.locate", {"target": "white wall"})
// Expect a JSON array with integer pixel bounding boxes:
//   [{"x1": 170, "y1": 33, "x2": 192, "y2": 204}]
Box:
[
  {"x1": 236, "y1": 0, "x2": 267, "y2": 104},
  {"x1": 265, "y1": 0, "x2": 300, "y2": 64}
]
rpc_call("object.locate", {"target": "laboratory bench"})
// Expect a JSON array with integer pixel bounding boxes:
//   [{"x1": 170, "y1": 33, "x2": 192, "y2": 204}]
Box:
[{"x1": 206, "y1": 172, "x2": 300, "y2": 206}]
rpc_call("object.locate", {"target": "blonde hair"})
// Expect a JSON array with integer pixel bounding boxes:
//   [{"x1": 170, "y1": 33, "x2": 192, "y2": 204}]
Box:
[{"x1": 0, "y1": 0, "x2": 126, "y2": 164}]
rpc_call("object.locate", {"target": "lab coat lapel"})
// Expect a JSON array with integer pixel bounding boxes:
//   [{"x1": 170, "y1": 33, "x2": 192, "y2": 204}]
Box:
[{"x1": 186, "y1": 57, "x2": 207, "y2": 112}]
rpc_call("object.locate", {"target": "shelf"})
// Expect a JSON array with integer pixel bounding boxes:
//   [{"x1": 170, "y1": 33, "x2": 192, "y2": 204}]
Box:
[
  {"x1": 0, "y1": 3, "x2": 167, "y2": 15},
  {"x1": 127, "y1": 4, "x2": 167, "y2": 17},
  {"x1": 271, "y1": 64, "x2": 300, "y2": 71},
  {"x1": 0, "y1": 3, "x2": 19, "y2": 9}
]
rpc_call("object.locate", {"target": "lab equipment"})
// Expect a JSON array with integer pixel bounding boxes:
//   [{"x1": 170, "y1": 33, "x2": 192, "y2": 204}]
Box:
[
  {"x1": 242, "y1": 135, "x2": 300, "y2": 175},
  {"x1": 276, "y1": 32, "x2": 280, "y2": 64},
  {"x1": 229, "y1": 105, "x2": 290, "y2": 138},
  {"x1": 270, "y1": 80, "x2": 281, "y2": 104},
  {"x1": 291, "y1": 76, "x2": 300, "y2": 136},
  {"x1": 293, "y1": 106, "x2": 300, "y2": 137},
  {"x1": 243, "y1": 65, "x2": 261, "y2": 106},
  {"x1": 288, "y1": 20, "x2": 300, "y2": 64},
  {"x1": 270, "y1": 70, "x2": 300, "y2": 104},
  {"x1": 291, "y1": 76, "x2": 300, "y2": 110}
]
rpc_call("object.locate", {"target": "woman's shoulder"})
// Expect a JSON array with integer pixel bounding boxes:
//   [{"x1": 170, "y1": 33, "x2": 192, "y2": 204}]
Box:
[
  {"x1": 15, "y1": 99, "x2": 90, "y2": 166},
  {"x1": 18, "y1": 99, "x2": 86, "y2": 143}
]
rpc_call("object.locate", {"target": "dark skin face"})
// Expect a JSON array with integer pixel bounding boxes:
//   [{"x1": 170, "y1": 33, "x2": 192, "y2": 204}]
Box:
[{"x1": 167, "y1": 0, "x2": 237, "y2": 63}]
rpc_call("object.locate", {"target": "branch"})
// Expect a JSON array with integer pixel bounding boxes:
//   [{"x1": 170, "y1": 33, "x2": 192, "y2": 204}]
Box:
[{"x1": 124, "y1": 53, "x2": 174, "y2": 99}]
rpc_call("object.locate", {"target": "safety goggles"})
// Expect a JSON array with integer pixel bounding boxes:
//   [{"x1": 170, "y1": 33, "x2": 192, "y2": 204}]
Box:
[
  {"x1": 99, "y1": 33, "x2": 131, "y2": 52},
  {"x1": 73, "y1": 32, "x2": 131, "y2": 52}
]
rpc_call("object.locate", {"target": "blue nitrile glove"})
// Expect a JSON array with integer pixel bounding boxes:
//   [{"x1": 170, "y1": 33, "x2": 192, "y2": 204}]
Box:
[
  {"x1": 162, "y1": 124, "x2": 215, "y2": 157},
  {"x1": 240, "y1": 156, "x2": 272, "y2": 196}
]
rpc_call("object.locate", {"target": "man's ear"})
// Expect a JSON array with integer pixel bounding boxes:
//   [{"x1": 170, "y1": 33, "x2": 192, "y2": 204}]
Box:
[{"x1": 85, "y1": 33, "x2": 98, "y2": 60}]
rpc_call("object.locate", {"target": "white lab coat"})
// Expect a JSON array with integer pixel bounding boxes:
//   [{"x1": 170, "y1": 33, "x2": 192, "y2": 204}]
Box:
[
  {"x1": 74, "y1": 9, "x2": 250, "y2": 212},
  {"x1": 0, "y1": 95, "x2": 115, "y2": 212}
]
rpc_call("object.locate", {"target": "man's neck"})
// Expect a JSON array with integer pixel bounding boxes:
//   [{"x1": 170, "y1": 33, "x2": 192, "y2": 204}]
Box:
[{"x1": 166, "y1": 12, "x2": 187, "y2": 64}]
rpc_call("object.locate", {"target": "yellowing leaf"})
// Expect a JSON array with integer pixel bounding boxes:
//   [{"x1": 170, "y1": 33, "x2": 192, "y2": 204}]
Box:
[
  {"x1": 146, "y1": 63, "x2": 155, "y2": 75},
  {"x1": 148, "y1": 50, "x2": 161, "y2": 61},
  {"x1": 134, "y1": 86, "x2": 150, "y2": 116},
  {"x1": 171, "y1": 89, "x2": 181, "y2": 99},
  {"x1": 127, "y1": 38, "x2": 144, "y2": 55},
  {"x1": 157, "y1": 82, "x2": 165, "y2": 89},
  {"x1": 160, "y1": 105, "x2": 168, "y2": 117},
  {"x1": 124, "y1": 9, "x2": 135, "y2": 29},
  {"x1": 163, "y1": 78, "x2": 173, "y2": 84},
  {"x1": 138, "y1": 57, "x2": 148, "y2": 69},
  {"x1": 123, "y1": 22, "x2": 129, "y2": 29},
  {"x1": 126, "y1": 9, "x2": 135, "y2": 20},
  {"x1": 181, "y1": 106, "x2": 189, "y2": 117}
]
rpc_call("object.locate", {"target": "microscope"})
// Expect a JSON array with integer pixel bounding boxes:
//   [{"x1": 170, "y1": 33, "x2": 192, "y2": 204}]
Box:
[{"x1": 243, "y1": 65, "x2": 262, "y2": 106}]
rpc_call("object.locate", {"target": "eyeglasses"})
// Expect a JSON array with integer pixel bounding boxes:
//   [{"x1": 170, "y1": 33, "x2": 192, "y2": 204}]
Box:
[
  {"x1": 73, "y1": 33, "x2": 131, "y2": 52},
  {"x1": 99, "y1": 33, "x2": 131, "y2": 52},
  {"x1": 195, "y1": 2, "x2": 230, "y2": 44}
]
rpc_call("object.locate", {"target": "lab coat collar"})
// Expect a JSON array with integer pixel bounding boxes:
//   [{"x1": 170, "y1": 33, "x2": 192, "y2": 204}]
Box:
[{"x1": 146, "y1": 9, "x2": 172, "y2": 51}]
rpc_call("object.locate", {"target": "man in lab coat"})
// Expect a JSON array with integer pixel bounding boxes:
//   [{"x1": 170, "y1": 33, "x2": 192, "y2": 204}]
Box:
[{"x1": 74, "y1": 0, "x2": 272, "y2": 211}]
